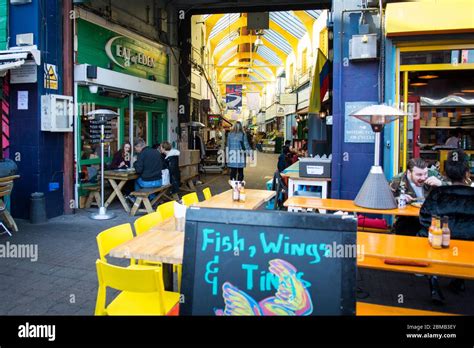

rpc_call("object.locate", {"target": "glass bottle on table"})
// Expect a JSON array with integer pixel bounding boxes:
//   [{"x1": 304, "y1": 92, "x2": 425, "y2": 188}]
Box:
[
  {"x1": 441, "y1": 216, "x2": 451, "y2": 248},
  {"x1": 428, "y1": 216, "x2": 436, "y2": 246},
  {"x1": 431, "y1": 217, "x2": 443, "y2": 249},
  {"x1": 239, "y1": 181, "x2": 246, "y2": 202}
]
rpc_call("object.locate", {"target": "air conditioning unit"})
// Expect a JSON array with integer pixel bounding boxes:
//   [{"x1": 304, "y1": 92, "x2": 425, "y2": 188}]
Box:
[{"x1": 41, "y1": 94, "x2": 74, "y2": 132}]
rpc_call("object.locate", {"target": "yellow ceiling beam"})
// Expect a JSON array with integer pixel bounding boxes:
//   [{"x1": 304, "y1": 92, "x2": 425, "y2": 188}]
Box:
[
  {"x1": 209, "y1": 16, "x2": 246, "y2": 50},
  {"x1": 213, "y1": 35, "x2": 288, "y2": 63},
  {"x1": 219, "y1": 67, "x2": 274, "y2": 82},
  {"x1": 292, "y1": 11, "x2": 314, "y2": 48},
  {"x1": 219, "y1": 52, "x2": 276, "y2": 70},
  {"x1": 205, "y1": 14, "x2": 225, "y2": 38},
  {"x1": 268, "y1": 21, "x2": 298, "y2": 52},
  {"x1": 218, "y1": 65, "x2": 275, "y2": 80}
]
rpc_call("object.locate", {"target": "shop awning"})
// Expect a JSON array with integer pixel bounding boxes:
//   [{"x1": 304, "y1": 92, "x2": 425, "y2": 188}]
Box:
[
  {"x1": 386, "y1": 0, "x2": 474, "y2": 36},
  {"x1": 297, "y1": 106, "x2": 309, "y2": 115},
  {"x1": 0, "y1": 45, "x2": 41, "y2": 76}
]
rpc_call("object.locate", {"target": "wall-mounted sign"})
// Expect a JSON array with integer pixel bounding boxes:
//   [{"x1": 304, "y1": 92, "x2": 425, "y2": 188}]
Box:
[
  {"x1": 276, "y1": 105, "x2": 286, "y2": 117},
  {"x1": 344, "y1": 101, "x2": 376, "y2": 143},
  {"x1": 10, "y1": 61, "x2": 37, "y2": 84},
  {"x1": 181, "y1": 208, "x2": 357, "y2": 316},
  {"x1": 44, "y1": 64, "x2": 58, "y2": 90},
  {"x1": 77, "y1": 19, "x2": 168, "y2": 83},
  {"x1": 105, "y1": 36, "x2": 157, "y2": 69},
  {"x1": 279, "y1": 93, "x2": 297, "y2": 105}
]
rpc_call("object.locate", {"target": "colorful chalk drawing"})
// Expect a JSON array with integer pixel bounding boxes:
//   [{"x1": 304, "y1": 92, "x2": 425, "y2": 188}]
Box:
[{"x1": 214, "y1": 259, "x2": 313, "y2": 316}]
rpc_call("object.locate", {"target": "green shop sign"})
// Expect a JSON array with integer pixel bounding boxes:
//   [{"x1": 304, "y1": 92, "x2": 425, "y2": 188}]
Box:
[{"x1": 77, "y1": 19, "x2": 168, "y2": 83}]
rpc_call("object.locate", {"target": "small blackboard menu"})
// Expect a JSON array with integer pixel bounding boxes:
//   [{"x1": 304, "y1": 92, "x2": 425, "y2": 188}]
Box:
[{"x1": 181, "y1": 208, "x2": 357, "y2": 316}]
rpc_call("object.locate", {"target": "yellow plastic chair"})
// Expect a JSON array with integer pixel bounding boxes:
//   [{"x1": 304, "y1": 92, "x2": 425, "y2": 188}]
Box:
[
  {"x1": 157, "y1": 200, "x2": 175, "y2": 220},
  {"x1": 134, "y1": 212, "x2": 164, "y2": 236},
  {"x1": 203, "y1": 187, "x2": 212, "y2": 201},
  {"x1": 96, "y1": 224, "x2": 136, "y2": 266},
  {"x1": 182, "y1": 192, "x2": 199, "y2": 207},
  {"x1": 95, "y1": 259, "x2": 180, "y2": 316}
]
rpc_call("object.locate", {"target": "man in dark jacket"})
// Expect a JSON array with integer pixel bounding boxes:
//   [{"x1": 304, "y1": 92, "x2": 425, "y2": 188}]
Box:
[
  {"x1": 418, "y1": 149, "x2": 473, "y2": 302},
  {"x1": 133, "y1": 138, "x2": 162, "y2": 191},
  {"x1": 160, "y1": 141, "x2": 181, "y2": 201},
  {"x1": 389, "y1": 158, "x2": 447, "y2": 235}
]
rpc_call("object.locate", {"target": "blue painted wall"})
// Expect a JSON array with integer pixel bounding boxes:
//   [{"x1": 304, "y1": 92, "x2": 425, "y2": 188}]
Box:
[
  {"x1": 331, "y1": 0, "x2": 382, "y2": 199},
  {"x1": 10, "y1": 0, "x2": 64, "y2": 219}
]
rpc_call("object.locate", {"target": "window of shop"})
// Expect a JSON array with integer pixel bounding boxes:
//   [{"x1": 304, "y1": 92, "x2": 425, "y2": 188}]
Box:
[
  {"x1": 394, "y1": 44, "x2": 474, "y2": 175},
  {"x1": 125, "y1": 109, "x2": 147, "y2": 144}
]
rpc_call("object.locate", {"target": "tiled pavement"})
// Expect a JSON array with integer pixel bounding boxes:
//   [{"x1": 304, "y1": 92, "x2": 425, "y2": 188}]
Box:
[{"x1": 0, "y1": 152, "x2": 472, "y2": 315}]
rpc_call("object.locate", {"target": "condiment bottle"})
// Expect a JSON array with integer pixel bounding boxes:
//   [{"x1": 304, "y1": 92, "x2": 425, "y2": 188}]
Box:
[
  {"x1": 239, "y1": 182, "x2": 246, "y2": 202},
  {"x1": 398, "y1": 188, "x2": 407, "y2": 209},
  {"x1": 232, "y1": 181, "x2": 240, "y2": 201},
  {"x1": 431, "y1": 217, "x2": 443, "y2": 249},
  {"x1": 441, "y1": 216, "x2": 451, "y2": 248},
  {"x1": 428, "y1": 216, "x2": 436, "y2": 246}
]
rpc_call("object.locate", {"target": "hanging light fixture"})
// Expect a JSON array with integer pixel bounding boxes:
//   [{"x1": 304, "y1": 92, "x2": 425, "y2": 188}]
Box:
[
  {"x1": 254, "y1": 36, "x2": 263, "y2": 47},
  {"x1": 409, "y1": 78, "x2": 428, "y2": 87},
  {"x1": 418, "y1": 73, "x2": 438, "y2": 79}
]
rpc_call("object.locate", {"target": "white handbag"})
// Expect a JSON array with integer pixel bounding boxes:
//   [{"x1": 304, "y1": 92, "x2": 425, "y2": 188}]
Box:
[{"x1": 162, "y1": 169, "x2": 170, "y2": 185}]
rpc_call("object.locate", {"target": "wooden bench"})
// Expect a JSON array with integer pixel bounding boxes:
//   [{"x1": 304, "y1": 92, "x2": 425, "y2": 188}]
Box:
[
  {"x1": 83, "y1": 185, "x2": 101, "y2": 208},
  {"x1": 356, "y1": 302, "x2": 456, "y2": 316},
  {"x1": 129, "y1": 184, "x2": 171, "y2": 216}
]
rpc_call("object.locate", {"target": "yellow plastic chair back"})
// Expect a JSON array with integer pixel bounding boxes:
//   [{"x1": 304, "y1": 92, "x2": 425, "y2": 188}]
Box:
[
  {"x1": 96, "y1": 224, "x2": 134, "y2": 263},
  {"x1": 182, "y1": 192, "x2": 199, "y2": 207},
  {"x1": 157, "y1": 200, "x2": 175, "y2": 220},
  {"x1": 203, "y1": 187, "x2": 212, "y2": 201},
  {"x1": 95, "y1": 259, "x2": 179, "y2": 316},
  {"x1": 134, "y1": 212, "x2": 164, "y2": 236}
]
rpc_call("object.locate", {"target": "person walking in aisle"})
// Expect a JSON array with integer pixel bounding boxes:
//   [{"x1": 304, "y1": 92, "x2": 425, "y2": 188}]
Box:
[{"x1": 226, "y1": 121, "x2": 250, "y2": 181}]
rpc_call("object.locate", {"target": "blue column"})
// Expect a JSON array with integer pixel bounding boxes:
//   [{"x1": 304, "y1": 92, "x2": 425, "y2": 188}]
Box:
[
  {"x1": 9, "y1": 0, "x2": 64, "y2": 219},
  {"x1": 331, "y1": 0, "x2": 381, "y2": 199}
]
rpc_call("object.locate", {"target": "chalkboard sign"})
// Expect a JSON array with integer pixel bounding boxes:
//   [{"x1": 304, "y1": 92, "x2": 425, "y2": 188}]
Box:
[{"x1": 181, "y1": 208, "x2": 357, "y2": 316}]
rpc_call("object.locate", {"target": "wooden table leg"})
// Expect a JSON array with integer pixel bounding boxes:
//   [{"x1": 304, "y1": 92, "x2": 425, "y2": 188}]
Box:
[{"x1": 106, "y1": 179, "x2": 130, "y2": 213}]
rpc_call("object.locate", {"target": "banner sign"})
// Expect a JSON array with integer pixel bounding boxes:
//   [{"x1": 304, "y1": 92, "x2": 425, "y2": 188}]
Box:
[{"x1": 226, "y1": 84, "x2": 242, "y2": 109}]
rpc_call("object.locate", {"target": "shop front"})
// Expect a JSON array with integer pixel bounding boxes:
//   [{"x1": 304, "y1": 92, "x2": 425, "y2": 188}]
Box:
[
  {"x1": 73, "y1": 10, "x2": 177, "y2": 203},
  {"x1": 384, "y1": 0, "x2": 474, "y2": 178}
]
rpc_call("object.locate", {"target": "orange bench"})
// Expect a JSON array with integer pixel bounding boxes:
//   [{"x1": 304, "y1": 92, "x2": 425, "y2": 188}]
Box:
[{"x1": 356, "y1": 302, "x2": 456, "y2": 316}]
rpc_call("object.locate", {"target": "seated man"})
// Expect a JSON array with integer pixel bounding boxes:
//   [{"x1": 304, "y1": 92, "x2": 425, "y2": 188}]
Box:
[
  {"x1": 132, "y1": 138, "x2": 163, "y2": 195},
  {"x1": 389, "y1": 158, "x2": 447, "y2": 235}
]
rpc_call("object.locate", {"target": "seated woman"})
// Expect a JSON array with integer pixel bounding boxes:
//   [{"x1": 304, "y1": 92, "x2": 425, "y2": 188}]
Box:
[
  {"x1": 110, "y1": 142, "x2": 131, "y2": 169},
  {"x1": 419, "y1": 149, "x2": 474, "y2": 301}
]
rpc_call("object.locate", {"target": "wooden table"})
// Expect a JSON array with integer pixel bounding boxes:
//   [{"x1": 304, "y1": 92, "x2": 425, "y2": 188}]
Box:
[
  {"x1": 280, "y1": 161, "x2": 331, "y2": 199},
  {"x1": 109, "y1": 217, "x2": 184, "y2": 265},
  {"x1": 284, "y1": 197, "x2": 420, "y2": 217},
  {"x1": 194, "y1": 189, "x2": 276, "y2": 210},
  {"x1": 103, "y1": 170, "x2": 138, "y2": 213},
  {"x1": 358, "y1": 232, "x2": 474, "y2": 279}
]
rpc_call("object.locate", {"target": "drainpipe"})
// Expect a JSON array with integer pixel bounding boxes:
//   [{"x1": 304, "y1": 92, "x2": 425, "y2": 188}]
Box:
[{"x1": 63, "y1": 0, "x2": 74, "y2": 214}]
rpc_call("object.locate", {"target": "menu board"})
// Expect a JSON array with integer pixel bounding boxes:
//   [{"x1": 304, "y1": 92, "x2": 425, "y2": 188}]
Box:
[{"x1": 181, "y1": 208, "x2": 357, "y2": 316}]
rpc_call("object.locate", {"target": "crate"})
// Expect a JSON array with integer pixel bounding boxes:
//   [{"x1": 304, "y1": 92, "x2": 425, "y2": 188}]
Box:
[{"x1": 299, "y1": 158, "x2": 331, "y2": 178}]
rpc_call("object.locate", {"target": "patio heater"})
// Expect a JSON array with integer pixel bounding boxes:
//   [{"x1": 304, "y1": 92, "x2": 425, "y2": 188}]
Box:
[
  {"x1": 87, "y1": 109, "x2": 119, "y2": 220},
  {"x1": 350, "y1": 104, "x2": 407, "y2": 209}
]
